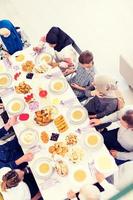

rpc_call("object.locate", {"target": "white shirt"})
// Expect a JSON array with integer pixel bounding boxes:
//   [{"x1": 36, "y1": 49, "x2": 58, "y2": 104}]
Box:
[
  {"x1": 0, "y1": 37, "x2": 7, "y2": 50},
  {"x1": 0, "y1": 168, "x2": 31, "y2": 200}
]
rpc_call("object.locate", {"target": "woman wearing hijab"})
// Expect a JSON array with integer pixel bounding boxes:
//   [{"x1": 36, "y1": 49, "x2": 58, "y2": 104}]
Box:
[
  {"x1": 34, "y1": 27, "x2": 81, "y2": 70},
  {"x1": 0, "y1": 19, "x2": 30, "y2": 57}
]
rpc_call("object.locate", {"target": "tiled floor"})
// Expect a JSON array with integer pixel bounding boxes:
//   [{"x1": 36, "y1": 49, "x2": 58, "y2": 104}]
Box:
[{"x1": 0, "y1": 0, "x2": 133, "y2": 104}]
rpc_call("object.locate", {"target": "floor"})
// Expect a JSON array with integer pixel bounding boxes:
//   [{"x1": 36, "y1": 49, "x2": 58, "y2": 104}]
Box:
[{"x1": 0, "y1": 0, "x2": 133, "y2": 104}]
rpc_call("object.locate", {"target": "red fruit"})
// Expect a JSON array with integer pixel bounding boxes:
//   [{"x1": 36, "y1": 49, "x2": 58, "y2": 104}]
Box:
[
  {"x1": 19, "y1": 113, "x2": 29, "y2": 121},
  {"x1": 39, "y1": 90, "x2": 48, "y2": 98}
]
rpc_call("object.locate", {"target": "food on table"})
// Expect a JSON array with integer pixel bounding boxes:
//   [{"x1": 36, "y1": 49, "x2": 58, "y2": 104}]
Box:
[
  {"x1": 0, "y1": 73, "x2": 12, "y2": 88},
  {"x1": 34, "y1": 108, "x2": 53, "y2": 126},
  {"x1": 19, "y1": 129, "x2": 38, "y2": 147},
  {"x1": 87, "y1": 135, "x2": 98, "y2": 145},
  {"x1": 24, "y1": 93, "x2": 34, "y2": 103},
  {"x1": 50, "y1": 133, "x2": 59, "y2": 141},
  {"x1": 74, "y1": 169, "x2": 87, "y2": 182},
  {"x1": 67, "y1": 146, "x2": 84, "y2": 163},
  {"x1": 50, "y1": 62, "x2": 59, "y2": 68},
  {"x1": 15, "y1": 54, "x2": 25, "y2": 62},
  {"x1": 40, "y1": 53, "x2": 52, "y2": 64},
  {"x1": 68, "y1": 106, "x2": 88, "y2": 124},
  {"x1": 55, "y1": 160, "x2": 68, "y2": 177},
  {"x1": 35, "y1": 64, "x2": 50, "y2": 73},
  {"x1": 65, "y1": 134, "x2": 78, "y2": 145},
  {"x1": 54, "y1": 115, "x2": 68, "y2": 133},
  {"x1": 48, "y1": 142, "x2": 68, "y2": 157},
  {"x1": 39, "y1": 90, "x2": 48, "y2": 98},
  {"x1": 29, "y1": 101, "x2": 39, "y2": 111},
  {"x1": 52, "y1": 98, "x2": 61, "y2": 105},
  {"x1": 41, "y1": 131, "x2": 49, "y2": 143},
  {"x1": 7, "y1": 98, "x2": 25, "y2": 114},
  {"x1": 14, "y1": 72, "x2": 21, "y2": 80},
  {"x1": 22, "y1": 60, "x2": 34, "y2": 72},
  {"x1": 34, "y1": 158, "x2": 53, "y2": 178},
  {"x1": 49, "y1": 78, "x2": 68, "y2": 94},
  {"x1": 26, "y1": 73, "x2": 34, "y2": 79},
  {"x1": 15, "y1": 82, "x2": 32, "y2": 94},
  {"x1": 19, "y1": 113, "x2": 29, "y2": 121}
]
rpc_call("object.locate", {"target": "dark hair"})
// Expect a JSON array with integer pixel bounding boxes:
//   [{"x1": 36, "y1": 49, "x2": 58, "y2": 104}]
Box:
[
  {"x1": 2, "y1": 170, "x2": 20, "y2": 191},
  {"x1": 122, "y1": 110, "x2": 133, "y2": 128},
  {"x1": 79, "y1": 50, "x2": 93, "y2": 64}
]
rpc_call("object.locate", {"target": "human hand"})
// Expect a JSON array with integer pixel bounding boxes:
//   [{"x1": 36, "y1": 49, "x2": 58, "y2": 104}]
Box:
[
  {"x1": 0, "y1": 103, "x2": 4, "y2": 109},
  {"x1": 8, "y1": 116, "x2": 18, "y2": 126},
  {"x1": 33, "y1": 46, "x2": 42, "y2": 53},
  {"x1": 67, "y1": 190, "x2": 76, "y2": 199},
  {"x1": 91, "y1": 90, "x2": 99, "y2": 96},
  {"x1": 89, "y1": 115, "x2": 97, "y2": 119},
  {"x1": 110, "y1": 150, "x2": 118, "y2": 158},
  {"x1": 21, "y1": 152, "x2": 34, "y2": 163},
  {"x1": 89, "y1": 118, "x2": 101, "y2": 126},
  {"x1": 71, "y1": 83, "x2": 80, "y2": 89},
  {"x1": 95, "y1": 171, "x2": 105, "y2": 183}
]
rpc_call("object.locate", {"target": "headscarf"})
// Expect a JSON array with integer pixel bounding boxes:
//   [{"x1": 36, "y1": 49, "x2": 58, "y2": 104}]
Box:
[
  {"x1": 46, "y1": 27, "x2": 74, "y2": 52},
  {"x1": 94, "y1": 74, "x2": 118, "y2": 97},
  {"x1": 0, "y1": 19, "x2": 23, "y2": 54}
]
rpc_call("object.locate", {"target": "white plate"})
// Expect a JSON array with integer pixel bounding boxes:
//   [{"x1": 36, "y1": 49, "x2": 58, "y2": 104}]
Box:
[
  {"x1": 6, "y1": 98, "x2": 25, "y2": 115},
  {"x1": 67, "y1": 105, "x2": 88, "y2": 124},
  {"x1": 0, "y1": 73, "x2": 12, "y2": 89},
  {"x1": 35, "y1": 53, "x2": 52, "y2": 65},
  {"x1": 18, "y1": 128, "x2": 38, "y2": 148},
  {"x1": 49, "y1": 78, "x2": 68, "y2": 94},
  {"x1": 84, "y1": 132, "x2": 103, "y2": 151},
  {"x1": 33, "y1": 157, "x2": 53, "y2": 179},
  {"x1": 71, "y1": 167, "x2": 90, "y2": 185},
  {"x1": 94, "y1": 154, "x2": 117, "y2": 174}
]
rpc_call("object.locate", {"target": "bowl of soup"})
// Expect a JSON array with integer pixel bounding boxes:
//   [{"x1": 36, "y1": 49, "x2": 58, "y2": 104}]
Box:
[
  {"x1": 0, "y1": 73, "x2": 12, "y2": 89},
  {"x1": 6, "y1": 98, "x2": 25, "y2": 115},
  {"x1": 49, "y1": 78, "x2": 68, "y2": 94},
  {"x1": 85, "y1": 132, "x2": 103, "y2": 151},
  {"x1": 68, "y1": 106, "x2": 88, "y2": 124}
]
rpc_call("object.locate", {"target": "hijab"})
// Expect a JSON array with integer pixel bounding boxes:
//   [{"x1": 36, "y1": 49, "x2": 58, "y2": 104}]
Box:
[
  {"x1": 0, "y1": 19, "x2": 23, "y2": 55},
  {"x1": 46, "y1": 27, "x2": 74, "y2": 52}
]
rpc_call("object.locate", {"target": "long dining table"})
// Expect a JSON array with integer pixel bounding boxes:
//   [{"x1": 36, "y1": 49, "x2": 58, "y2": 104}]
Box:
[{"x1": 0, "y1": 47, "x2": 118, "y2": 200}]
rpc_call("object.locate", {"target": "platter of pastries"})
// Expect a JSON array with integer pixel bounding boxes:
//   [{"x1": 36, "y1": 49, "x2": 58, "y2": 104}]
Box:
[
  {"x1": 49, "y1": 142, "x2": 68, "y2": 157},
  {"x1": 54, "y1": 115, "x2": 68, "y2": 133},
  {"x1": 15, "y1": 82, "x2": 32, "y2": 94}
]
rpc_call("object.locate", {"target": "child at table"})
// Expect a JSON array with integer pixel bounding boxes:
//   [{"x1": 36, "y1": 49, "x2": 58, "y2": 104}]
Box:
[{"x1": 68, "y1": 50, "x2": 95, "y2": 101}]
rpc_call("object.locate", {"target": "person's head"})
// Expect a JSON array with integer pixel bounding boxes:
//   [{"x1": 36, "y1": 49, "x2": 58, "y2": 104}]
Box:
[
  {"x1": 79, "y1": 50, "x2": 94, "y2": 68},
  {"x1": 46, "y1": 27, "x2": 58, "y2": 48},
  {"x1": 93, "y1": 74, "x2": 117, "y2": 95},
  {"x1": 79, "y1": 184, "x2": 100, "y2": 200},
  {"x1": 0, "y1": 28, "x2": 11, "y2": 37},
  {"x1": 120, "y1": 107, "x2": 133, "y2": 129},
  {"x1": 1, "y1": 169, "x2": 24, "y2": 192}
]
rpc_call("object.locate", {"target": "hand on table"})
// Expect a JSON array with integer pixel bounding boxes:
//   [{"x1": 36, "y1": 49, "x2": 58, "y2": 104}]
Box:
[
  {"x1": 110, "y1": 150, "x2": 118, "y2": 158},
  {"x1": 89, "y1": 118, "x2": 101, "y2": 126},
  {"x1": 8, "y1": 115, "x2": 18, "y2": 126},
  {"x1": 21, "y1": 152, "x2": 34, "y2": 163},
  {"x1": 71, "y1": 83, "x2": 81, "y2": 90},
  {"x1": 89, "y1": 114, "x2": 97, "y2": 119},
  {"x1": 67, "y1": 190, "x2": 76, "y2": 199}
]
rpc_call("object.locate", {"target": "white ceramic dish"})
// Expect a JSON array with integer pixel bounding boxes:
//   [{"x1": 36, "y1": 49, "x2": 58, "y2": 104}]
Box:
[
  {"x1": 67, "y1": 105, "x2": 88, "y2": 125},
  {"x1": 19, "y1": 128, "x2": 38, "y2": 148},
  {"x1": 84, "y1": 132, "x2": 103, "y2": 151},
  {"x1": 33, "y1": 157, "x2": 53, "y2": 179},
  {"x1": 0, "y1": 73, "x2": 12, "y2": 89},
  {"x1": 49, "y1": 78, "x2": 68, "y2": 94},
  {"x1": 6, "y1": 98, "x2": 25, "y2": 115}
]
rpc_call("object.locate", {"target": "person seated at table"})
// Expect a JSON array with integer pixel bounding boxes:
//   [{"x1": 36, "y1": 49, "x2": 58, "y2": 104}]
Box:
[
  {"x1": 68, "y1": 50, "x2": 95, "y2": 101},
  {"x1": 0, "y1": 167, "x2": 42, "y2": 200},
  {"x1": 0, "y1": 116, "x2": 33, "y2": 169},
  {"x1": 66, "y1": 171, "x2": 118, "y2": 200},
  {"x1": 90, "y1": 106, "x2": 133, "y2": 165},
  {"x1": 33, "y1": 26, "x2": 80, "y2": 69},
  {"x1": 84, "y1": 74, "x2": 125, "y2": 129},
  {"x1": 0, "y1": 19, "x2": 30, "y2": 57}
]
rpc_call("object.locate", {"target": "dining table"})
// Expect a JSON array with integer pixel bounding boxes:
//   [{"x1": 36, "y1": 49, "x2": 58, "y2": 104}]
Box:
[{"x1": 0, "y1": 47, "x2": 118, "y2": 200}]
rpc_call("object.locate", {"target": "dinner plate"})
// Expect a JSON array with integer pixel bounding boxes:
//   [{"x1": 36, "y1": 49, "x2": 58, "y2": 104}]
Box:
[
  {"x1": 35, "y1": 52, "x2": 52, "y2": 65},
  {"x1": 6, "y1": 98, "x2": 25, "y2": 115},
  {"x1": 71, "y1": 167, "x2": 89, "y2": 185},
  {"x1": 94, "y1": 154, "x2": 117, "y2": 174},
  {"x1": 84, "y1": 131, "x2": 103, "y2": 151},
  {"x1": 67, "y1": 105, "x2": 88, "y2": 124},
  {"x1": 49, "y1": 78, "x2": 68, "y2": 94},
  {"x1": 0, "y1": 73, "x2": 12, "y2": 89},
  {"x1": 18, "y1": 128, "x2": 38, "y2": 148},
  {"x1": 33, "y1": 157, "x2": 53, "y2": 179}
]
